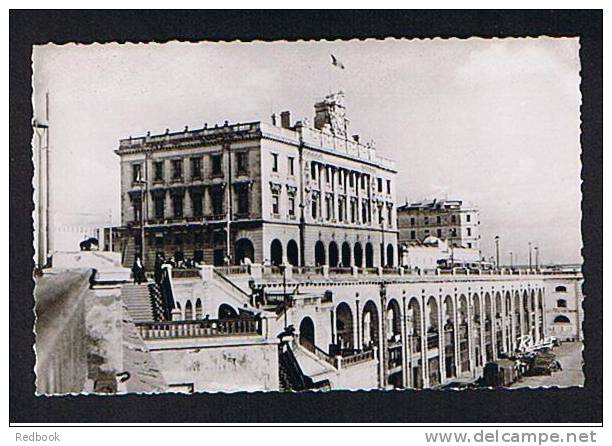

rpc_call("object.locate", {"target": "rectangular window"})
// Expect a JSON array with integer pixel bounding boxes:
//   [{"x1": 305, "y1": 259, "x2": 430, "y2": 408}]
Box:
[
  {"x1": 338, "y1": 198, "x2": 344, "y2": 222},
  {"x1": 467, "y1": 242, "x2": 472, "y2": 249},
  {"x1": 311, "y1": 161, "x2": 317, "y2": 180},
  {"x1": 362, "y1": 199, "x2": 368, "y2": 223},
  {"x1": 192, "y1": 193, "x2": 203, "y2": 217},
  {"x1": 451, "y1": 215, "x2": 457, "y2": 223},
  {"x1": 190, "y1": 157, "x2": 202, "y2": 180},
  {"x1": 288, "y1": 196, "x2": 295, "y2": 216},
  {"x1": 325, "y1": 166, "x2": 331, "y2": 183},
  {"x1": 424, "y1": 216, "x2": 429, "y2": 225},
  {"x1": 325, "y1": 196, "x2": 332, "y2": 220},
  {"x1": 377, "y1": 177, "x2": 383, "y2": 193},
  {"x1": 350, "y1": 200, "x2": 356, "y2": 223},
  {"x1": 212, "y1": 192, "x2": 223, "y2": 216},
  {"x1": 173, "y1": 195, "x2": 183, "y2": 218},
  {"x1": 410, "y1": 217, "x2": 415, "y2": 225},
  {"x1": 132, "y1": 164, "x2": 142, "y2": 183},
  {"x1": 360, "y1": 174, "x2": 366, "y2": 189},
  {"x1": 272, "y1": 193, "x2": 280, "y2": 215},
  {"x1": 172, "y1": 159, "x2": 183, "y2": 181},
  {"x1": 451, "y1": 228, "x2": 457, "y2": 237},
  {"x1": 436, "y1": 216, "x2": 441, "y2": 224},
  {"x1": 349, "y1": 172, "x2": 354, "y2": 188},
  {"x1": 272, "y1": 153, "x2": 279, "y2": 172},
  {"x1": 386, "y1": 179, "x2": 391, "y2": 194},
  {"x1": 387, "y1": 206, "x2": 392, "y2": 225},
  {"x1": 467, "y1": 228, "x2": 472, "y2": 236},
  {"x1": 466, "y1": 214, "x2": 471, "y2": 223},
  {"x1": 288, "y1": 157, "x2": 295, "y2": 176},
  {"x1": 211, "y1": 154, "x2": 223, "y2": 176},
  {"x1": 153, "y1": 161, "x2": 164, "y2": 182},
  {"x1": 436, "y1": 229, "x2": 442, "y2": 237},
  {"x1": 410, "y1": 230, "x2": 416, "y2": 239},
  {"x1": 311, "y1": 194, "x2": 318, "y2": 219},
  {"x1": 133, "y1": 201, "x2": 142, "y2": 222},
  {"x1": 338, "y1": 169, "x2": 343, "y2": 186},
  {"x1": 237, "y1": 152, "x2": 248, "y2": 175},
  {"x1": 154, "y1": 196, "x2": 164, "y2": 219},
  {"x1": 238, "y1": 188, "x2": 249, "y2": 215}
]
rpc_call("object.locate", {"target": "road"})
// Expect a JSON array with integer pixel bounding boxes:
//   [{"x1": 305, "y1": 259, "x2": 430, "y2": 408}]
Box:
[{"x1": 511, "y1": 341, "x2": 584, "y2": 388}]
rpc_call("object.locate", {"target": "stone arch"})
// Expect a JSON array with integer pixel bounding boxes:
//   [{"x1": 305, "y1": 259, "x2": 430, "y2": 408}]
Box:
[
  {"x1": 354, "y1": 242, "x2": 363, "y2": 267},
  {"x1": 365, "y1": 242, "x2": 374, "y2": 267},
  {"x1": 458, "y1": 294, "x2": 470, "y2": 372},
  {"x1": 386, "y1": 298, "x2": 402, "y2": 341},
  {"x1": 328, "y1": 241, "x2": 339, "y2": 267},
  {"x1": 287, "y1": 239, "x2": 299, "y2": 266},
  {"x1": 299, "y1": 316, "x2": 315, "y2": 347},
  {"x1": 335, "y1": 302, "x2": 354, "y2": 350},
  {"x1": 218, "y1": 303, "x2": 238, "y2": 319},
  {"x1": 270, "y1": 239, "x2": 283, "y2": 266},
  {"x1": 195, "y1": 298, "x2": 203, "y2": 320},
  {"x1": 341, "y1": 241, "x2": 351, "y2": 267},
  {"x1": 443, "y1": 295, "x2": 456, "y2": 378},
  {"x1": 185, "y1": 300, "x2": 193, "y2": 320},
  {"x1": 314, "y1": 241, "x2": 326, "y2": 266},
  {"x1": 408, "y1": 297, "x2": 423, "y2": 388},
  {"x1": 472, "y1": 293, "x2": 482, "y2": 367},
  {"x1": 234, "y1": 238, "x2": 255, "y2": 265},
  {"x1": 362, "y1": 300, "x2": 379, "y2": 348},
  {"x1": 554, "y1": 315, "x2": 570, "y2": 324},
  {"x1": 426, "y1": 296, "x2": 439, "y2": 348},
  {"x1": 484, "y1": 292, "x2": 493, "y2": 361}
]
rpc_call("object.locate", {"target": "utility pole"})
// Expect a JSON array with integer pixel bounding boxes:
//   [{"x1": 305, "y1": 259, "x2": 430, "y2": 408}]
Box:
[{"x1": 32, "y1": 118, "x2": 48, "y2": 269}]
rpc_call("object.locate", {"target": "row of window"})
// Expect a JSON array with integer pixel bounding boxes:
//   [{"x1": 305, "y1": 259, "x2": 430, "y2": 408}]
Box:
[
  {"x1": 309, "y1": 160, "x2": 392, "y2": 194},
  {"x1": 131, "y1": 152, "x2": 249, "y2": 184},
  {"x1": 409, "y1": 227, "x2": 474, "y2": 239},
  {"x1": 405, "y1": 214, "x2": 474, "y2": 226},
  {"x1": 132, "y1": 188, "x2": 250, "y2": 220},
  {"x1": 311, "y1": 193, "x2": 393, "y2": 225}
]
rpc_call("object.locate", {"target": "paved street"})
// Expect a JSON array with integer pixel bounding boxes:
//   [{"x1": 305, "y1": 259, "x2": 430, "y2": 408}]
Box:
[{"x1": 511, "y1": 342, "x2": 584, "y2": 388}]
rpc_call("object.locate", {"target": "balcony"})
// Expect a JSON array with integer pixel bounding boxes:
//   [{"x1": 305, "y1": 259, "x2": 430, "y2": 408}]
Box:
[{"x1": 136, "y1": 317, "x2": 261, "y2": 340}]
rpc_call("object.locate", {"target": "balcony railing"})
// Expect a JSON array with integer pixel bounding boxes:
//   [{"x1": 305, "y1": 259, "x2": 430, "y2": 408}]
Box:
[
  {"x1": 216, "y1": 265, "x2": 250, "y2": 275},
  {"x1": 136, "y1": 317, "x2": 261, "y2": 340},
  {"x1": 339, "y1": 348, "x2": 376, "y2": 368},
  {"x1": 387, "y1": 343, "x2": 403, "y2": 369},
  {"x1": 427, "y1": 332, "x2": 439, "y2": 349},
  {"x1": 299, "y1": 338, "x2": 339, "y2": 368}
]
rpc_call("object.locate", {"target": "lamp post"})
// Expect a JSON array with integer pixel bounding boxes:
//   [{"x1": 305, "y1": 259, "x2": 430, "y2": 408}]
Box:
[
  {"x1": 534, "y1": 246, "x2": 539, "y2": 270},
  {"x1": 32, "y1": 119, "x2": 49, "y2": 269},
  {"x1": 280, "y1": 264, "x2": 288, "y2": 330},
  {"x1": 528, "y1": 242, "x2": 532, "y2": 271},
  {"x1": 509, "y1": 251, "x2": 513, "y2": 269},
  {"x1": 494, "y1": 235, "x2": 500, "y2": 270}
]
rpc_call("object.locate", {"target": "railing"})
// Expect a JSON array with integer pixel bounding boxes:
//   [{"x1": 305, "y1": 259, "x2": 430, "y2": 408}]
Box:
[
  {"x1": 361, "y1": 267, "x2": 378, "y2": 275},
  {"x1": 382, "y1": 267, "x2": 398, "y2": 275},
  {"x1": 427, "y1": 332, "x2": 439, "y2": 349},
  {"x1": 212, "y1": 268, "x2": 251, "y2": 300},
  {"x1": 329, "y1": 267, "x2": 352, "y2": 275},
  {"x1": 136, "y1": 317, "x2": 261, "y2": 340},
  {"x1": 339, "y1": 348, "x2": 376, "y2": 368},
  {"x1": 411, "y1": 335, "x2": 422, "y2": 353},
  {"x1": 171, "y1": 268, "x2": 201, "y2": 278},
  {"x1": 299, "y1": 338, "x2": 338, "y2": 368},
  {"x1": 216, "y1": 265, "x2": 249, "y2": 275}
]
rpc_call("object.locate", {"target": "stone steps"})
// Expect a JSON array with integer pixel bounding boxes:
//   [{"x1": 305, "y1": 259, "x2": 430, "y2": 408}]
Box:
[{"x1": 121, "y1": 284, "x2": 155, "y2": 322}]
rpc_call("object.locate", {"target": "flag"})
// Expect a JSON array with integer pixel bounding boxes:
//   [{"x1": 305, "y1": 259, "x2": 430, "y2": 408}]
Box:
[{"x1": 331, "y1": 54, "x2": 345, "y2": 70}]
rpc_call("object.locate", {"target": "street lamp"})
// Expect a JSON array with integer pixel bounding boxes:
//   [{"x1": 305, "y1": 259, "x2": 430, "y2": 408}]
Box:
[
  {"x1": 509, "y1": 251, "x2": 513, "y2": 269},
  {"x1": 534, "y1": 246, "x2": 539, "y2": 270},
  {"x1": 494, "y1": 236, "x2": 500, "y2": 270},
  {"x1": 528, "y1": 242, "x2": 532, "y2": 271}
]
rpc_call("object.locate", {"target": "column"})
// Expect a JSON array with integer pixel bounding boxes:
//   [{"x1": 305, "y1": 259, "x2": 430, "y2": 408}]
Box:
[
  {"x1": 378, "y1": 298, "x2": 387, "y2": 389},
  {"x1": 355, "y1": 299, "x2": 361, "y2": 350},
  {"x1": 491, "y1": 292, "x2": 498, "y2": 360},
  {"x1": 401, "y1": 295, "x2": 409, "y2": 388},
  {"x1": 479, "y1": 294, "x2": 486, "y2": 366},
  {"x1": 421, "y1": 295, "x2": 428, "y2": 388},
  {"x1": 466, "y1": 292, "x2": 474, "y2": 374},
  {"x1": 453, "y1": 294, "x2": 460, "y2": 377},
  {"x1": 438, "y1": 295, "x2": 445, "y2": 384},
  {"x1": 330, "y1": 309, "x2": 336, "y2": 346}
]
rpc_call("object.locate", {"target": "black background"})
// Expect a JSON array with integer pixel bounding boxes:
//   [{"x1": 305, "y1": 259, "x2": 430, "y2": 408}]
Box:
[{"x1": 9, "y1": 10, "x2": 603, "y2": 424}]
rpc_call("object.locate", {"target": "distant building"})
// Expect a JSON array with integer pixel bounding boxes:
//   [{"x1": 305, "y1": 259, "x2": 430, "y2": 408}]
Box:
[
  {"x1": 114, "y1": 92, "x2": 398, "y2": 268},
  {"x1": 397, "y1": 198, "x2": 481, "y2": 254},
  {"x1": 542, "y1": 268, "x2": 583, "y2": 342},
  {"x1": 400, "y1": 235, "x2": 480, "y2": 270}
]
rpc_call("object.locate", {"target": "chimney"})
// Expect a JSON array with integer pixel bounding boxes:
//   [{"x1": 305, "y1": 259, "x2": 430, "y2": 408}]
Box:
[{"x1": 280, "y1": 110, "x2": 291, "y2": 129}]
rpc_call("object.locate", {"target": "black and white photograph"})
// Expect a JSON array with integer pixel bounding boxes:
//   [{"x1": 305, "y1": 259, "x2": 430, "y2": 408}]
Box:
[
  {"x1": 9, "y1": 9, "x2": 603, "y2": 431},
  {"x1": 31, "y1": 36, "x2": 585, "y2": 394}
]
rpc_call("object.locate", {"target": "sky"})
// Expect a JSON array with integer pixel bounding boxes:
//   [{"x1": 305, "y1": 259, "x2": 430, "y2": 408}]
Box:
[{"x1": 32, "y1": 37, "x2": 582, "y2": 265}]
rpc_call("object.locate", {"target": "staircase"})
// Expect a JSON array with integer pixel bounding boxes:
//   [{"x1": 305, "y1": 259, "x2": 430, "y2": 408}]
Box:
[
  {"x1": 278, "y1": 341, "x2": 331, "y2": 392},
  {"x1": 121, "y1": 283, "x2": 155, "y2": 322},
  {"x1": 122, "y1": 237, "x2": 136, "y2": 268}
]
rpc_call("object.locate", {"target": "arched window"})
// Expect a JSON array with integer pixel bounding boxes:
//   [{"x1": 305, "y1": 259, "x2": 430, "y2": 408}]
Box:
[
  {"x1": 218, "y1": 304, "x2": 238, "y2": 319},
  {"x1": 287, "y1": 240, "x2": 299, "y2": 266},
  {"x1": 315, "y1": 241, "x2": 326, "y2": 266},
  {"x1": 365, "y1": 242, "x2": 374, "y2": 268},
  {"x1": 299, "y1": 317, "x2": 315, "y2": 347},
  {"x1": 386, "y1": 244, "x2": 394, "y2": 267},
  {"x1": 328, "y1": 241, "x2": 339, "y2": 267},
  {"x1": 270, "y1": 239, "x2": 283, "y2": 265},
  {"x1": 235, "y1": 238, "x2": 255, "y2": 265},
  {"x1": 185, "y1": 300, "x2": 193, "y2": 320},
  {"x1": 194, "y1": 298, "x2": 203, "y2": 319},
  {"x1": 555, "y1": 285, "x2": 567, "y2": 293},
  {"x1": 336, "y1": 302, "x2": 354, "y2": 349},
  {"x1": 557, "y1": 299, "x2": 567, "y2": 308},
  {"x1": 341, "y1": 242, "x2": 351, "y2": 267},
  {"x1": 354, "y1": 242, "x2": 363, "y2": 267},
  {"x1": 554, "y1": 315, "x2": 571, "y2": 324}
]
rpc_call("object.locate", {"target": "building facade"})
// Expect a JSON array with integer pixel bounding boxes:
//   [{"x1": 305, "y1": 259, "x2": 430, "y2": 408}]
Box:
[
  {"x1": 397, "y1": 199, "x2": 481, "y2": 254},
  {"x1": 542, "y1": 269, "x2": 583, "y2": 342},
  {"x1": 115, "y1": 92, "x2": 398, "y2": 268}
]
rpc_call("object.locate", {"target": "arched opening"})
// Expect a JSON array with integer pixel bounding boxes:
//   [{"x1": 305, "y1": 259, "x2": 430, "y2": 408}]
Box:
[
  {"x1": 538, "y1": 289, "x2": 545, "y2": 339},
  {"x1": 505, "y1": 291, "x2": 512, "y2": 352},
  {"x1": 495, "y1": 292, "x2": 503, "y2": 355},
  {"x1": 514, "y1": 291, "x2": 521, "y2": 342},
  {"x1": 218, "y1": 303, "x2": 238, "y2": 319},
  {"x1": 554, "y1": 315, "x2": 571, "y2": 324},
  {"x1": 354, "y1": 242, "x2": 363, "y2": 267},
  {"x1": 484, "y1": 293, "x2": 493, "y2": 361},
  {"x1": 458, "y1": 295, "x2": 469, "y2": 373},
  {"x1": 234, "y1": 238, "x2": 255, "y2": 265},
  {"x1": 365, "y1": 242, "x2": 374, "y2": 268},
  {"x1": 270, "y1": 239, "x2": 283, "y2": 266},
  {"x1": 185, "y1": 300, "x2": 193, "y2": 320},
  {"x1": 386, "y1": 299, "x2": 402, "y2": 341},
  {"x1": 341, "y1": 242, "x2": 351, "y2": 267},
  {"x1": 299, "y1": 316, "x2": 315, "y2": 348},
  {"x1": 287, "y1": 240, "x2": 299, "y2": 266},
  {"x1": 555, "y1": 285, "x2": 567, "y2": 293},
  {"x1": 315, "y1": 241, "x2": 326, "y2": 266},
  {"x1": 335, "y1": 302, "x2": 354, "y2": 350},
  {"x1": 362, "y1": 300, "x2": 379, "y2": 349},
  {"x1": 408, "y1": 297, "x2": 423, "y2": 388},
  {"x1": 472, "y1": 293, "x2": 482, "y2": 367},
  {"x1": 195, "y1": 298, "x2": 203, "y2": 320},
  {"x1": 426, "y1": 296, "x2": 440, "y2": 385},
  {"x1": 522, "y1": 291, "x2": 530, "y2": 338},
  {"x1": 443, "y1": 295, "x2": 455, "y2": 378},
  {"x1": 328, "y1": 241, "x2": 339, "y2": 267},
  {"x1": 386, "y1": 244, "x2": 394, "y2": 267}
]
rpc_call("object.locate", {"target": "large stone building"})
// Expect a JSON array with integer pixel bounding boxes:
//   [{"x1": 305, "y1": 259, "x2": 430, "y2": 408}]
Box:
[
  {"x1": 397, "y1": 198, "x2": 481, "y2": 256},
  {"x1": 115, "y1": 92, "x2": 398, "y2": 268}
]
